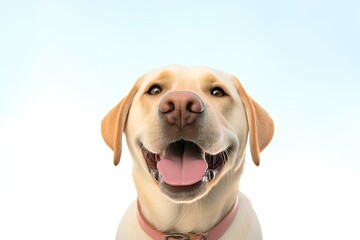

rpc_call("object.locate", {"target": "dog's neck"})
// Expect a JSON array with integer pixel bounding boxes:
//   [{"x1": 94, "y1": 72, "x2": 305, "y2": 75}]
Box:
[
  {"x1": 135, "y1": 175, "x2": 240, "y2": 234},
  {"x1": 137, "y1": 194, "x2": 239, "y2": 239},
  {"x1": 139, "y1": 192, "x2": 238, "y2": 234}
]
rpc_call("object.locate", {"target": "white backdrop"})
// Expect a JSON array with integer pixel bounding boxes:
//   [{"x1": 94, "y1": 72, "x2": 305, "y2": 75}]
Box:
[{"x1": 1, "y1": 0, "x2": 359, "y2": 239}]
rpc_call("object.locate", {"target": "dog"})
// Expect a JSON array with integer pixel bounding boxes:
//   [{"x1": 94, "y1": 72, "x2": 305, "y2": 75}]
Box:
[{"x1": 101, "y1": 65, "x2": 274, "y2": 239}]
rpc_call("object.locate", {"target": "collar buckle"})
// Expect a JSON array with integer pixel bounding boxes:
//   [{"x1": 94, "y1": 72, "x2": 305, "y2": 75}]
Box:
[
  {"x1": 164, "y1": 233, "x2": 208, "y2": 240},
  {"x1": 164, "y1": 233, "x2": 189, "y2": 240}
]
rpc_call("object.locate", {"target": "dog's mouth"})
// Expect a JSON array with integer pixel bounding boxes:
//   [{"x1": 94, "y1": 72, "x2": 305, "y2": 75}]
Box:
[{"x1": 141, "y1": 140, "x2": 229, "y2": 188}]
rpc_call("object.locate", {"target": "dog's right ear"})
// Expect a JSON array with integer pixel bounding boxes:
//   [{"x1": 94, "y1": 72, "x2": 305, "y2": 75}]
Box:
[{"x1": 101, "y1": 79, "x2": 142, "y2": 166}]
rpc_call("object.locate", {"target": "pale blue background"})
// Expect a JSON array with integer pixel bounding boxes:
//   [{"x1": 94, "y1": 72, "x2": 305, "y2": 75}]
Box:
[{"x1": 1, "y1": 1, "x2": 359, "y2": 239}]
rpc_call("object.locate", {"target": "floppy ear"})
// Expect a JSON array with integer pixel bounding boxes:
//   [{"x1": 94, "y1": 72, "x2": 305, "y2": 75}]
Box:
[
  {"x1": 101, "y1": 80, "x2": 142, "y2": 166},
  {"x1": 231, "y1": 77, "x2": 274, "y2": 166}
]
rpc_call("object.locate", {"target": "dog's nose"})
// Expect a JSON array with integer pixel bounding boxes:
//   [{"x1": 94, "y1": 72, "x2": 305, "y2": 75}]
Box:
[{"x1": 159, "y1": 91, "x2": 205, "y2": 129}]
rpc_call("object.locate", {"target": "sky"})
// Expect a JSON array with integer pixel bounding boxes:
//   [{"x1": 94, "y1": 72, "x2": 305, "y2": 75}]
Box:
[{"x1": 1, "y1": 0, "x2": 359, "y2": 239}]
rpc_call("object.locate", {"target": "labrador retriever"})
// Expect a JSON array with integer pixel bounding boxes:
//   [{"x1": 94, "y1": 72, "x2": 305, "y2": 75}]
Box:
[{"x1": 101, "y1": 65, "x2": 274, "y2": 239}]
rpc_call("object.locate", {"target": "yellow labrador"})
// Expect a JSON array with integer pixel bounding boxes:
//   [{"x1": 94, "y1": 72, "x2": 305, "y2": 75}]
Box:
[{"x1": 102, "y1": 65, "x2": 274, "y2": 239}]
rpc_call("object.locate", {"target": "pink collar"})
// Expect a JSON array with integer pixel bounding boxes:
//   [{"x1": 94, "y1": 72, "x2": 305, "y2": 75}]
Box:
[{"x1": 136, "y1": 196, "x2": 239, "y2": 240}]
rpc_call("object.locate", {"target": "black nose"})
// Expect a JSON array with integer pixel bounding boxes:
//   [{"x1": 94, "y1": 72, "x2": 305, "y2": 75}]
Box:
[{"x1": 159, "y1": 91, "x2": 205, "y2": 129}]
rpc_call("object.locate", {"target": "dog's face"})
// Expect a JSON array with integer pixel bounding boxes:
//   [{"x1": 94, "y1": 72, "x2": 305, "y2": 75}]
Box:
[{"x1": 102, "y1": 65, "x2": 274, "y2": 203}]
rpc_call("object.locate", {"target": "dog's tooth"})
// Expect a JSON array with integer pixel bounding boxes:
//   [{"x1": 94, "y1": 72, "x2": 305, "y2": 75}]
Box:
[
  {"x1": 204, "y1": 169, "x2": 218, "y2": 181},
  {"x1": 151, "y1": 169, "x2": 160, "y2": 181},
  {"x1": 203, "y1": 170, "x2": 210, "y2": 182},
  {"x1": 202, "y1": 174, "x2": 208, "y2": 183},
  {"x1": 158, "y1": 173, "x2": 164, "y2": 183},
  {"x1": 157, "y1": 171, "x2": 164, "y2": 182}
]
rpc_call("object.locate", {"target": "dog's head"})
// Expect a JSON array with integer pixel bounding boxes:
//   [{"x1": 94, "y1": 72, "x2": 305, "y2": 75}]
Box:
[{"x1": 102, "y1": 65, "x2": 274, "y2": 202}]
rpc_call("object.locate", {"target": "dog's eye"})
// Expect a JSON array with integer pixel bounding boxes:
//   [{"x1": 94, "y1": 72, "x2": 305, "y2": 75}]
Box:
[
  {"x1": 147, "y1": 85, "x2": 162, "y2": 95},
  {"x1": 211, "y1": 87, "x2": 226, "y2": 97}
]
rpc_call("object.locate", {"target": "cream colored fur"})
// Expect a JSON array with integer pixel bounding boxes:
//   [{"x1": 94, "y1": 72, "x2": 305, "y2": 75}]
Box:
[{"x1": 101, "y1": 65, "x2": 274, "y2": 239}]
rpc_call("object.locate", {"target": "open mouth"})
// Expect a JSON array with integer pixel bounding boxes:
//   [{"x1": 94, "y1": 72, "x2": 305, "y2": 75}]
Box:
[{"x1": 141, "y1": 140, "x2": 230, "y2": 188}]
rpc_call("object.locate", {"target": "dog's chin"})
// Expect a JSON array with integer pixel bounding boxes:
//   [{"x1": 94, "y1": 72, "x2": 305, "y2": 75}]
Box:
[
  {"x1": 159, "y1": 180, "x2": 208, "y2": 203},
  {"x1": 141, "y1": 140, "x2": 230, "y2": 203}
]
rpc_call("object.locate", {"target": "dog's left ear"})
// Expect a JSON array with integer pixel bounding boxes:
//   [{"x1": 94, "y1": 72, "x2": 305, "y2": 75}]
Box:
[
  {"x1": 101, "y1": 79, "x2": 142, "y2": 166},
  {"x1": 231, "y1": 77, "x2": 274, "y2": 166}
]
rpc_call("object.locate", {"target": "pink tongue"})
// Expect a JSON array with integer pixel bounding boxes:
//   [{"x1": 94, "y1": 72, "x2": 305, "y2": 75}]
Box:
[{"x1": 157, "y1": 142, "x2": 208, "y2": 186}]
